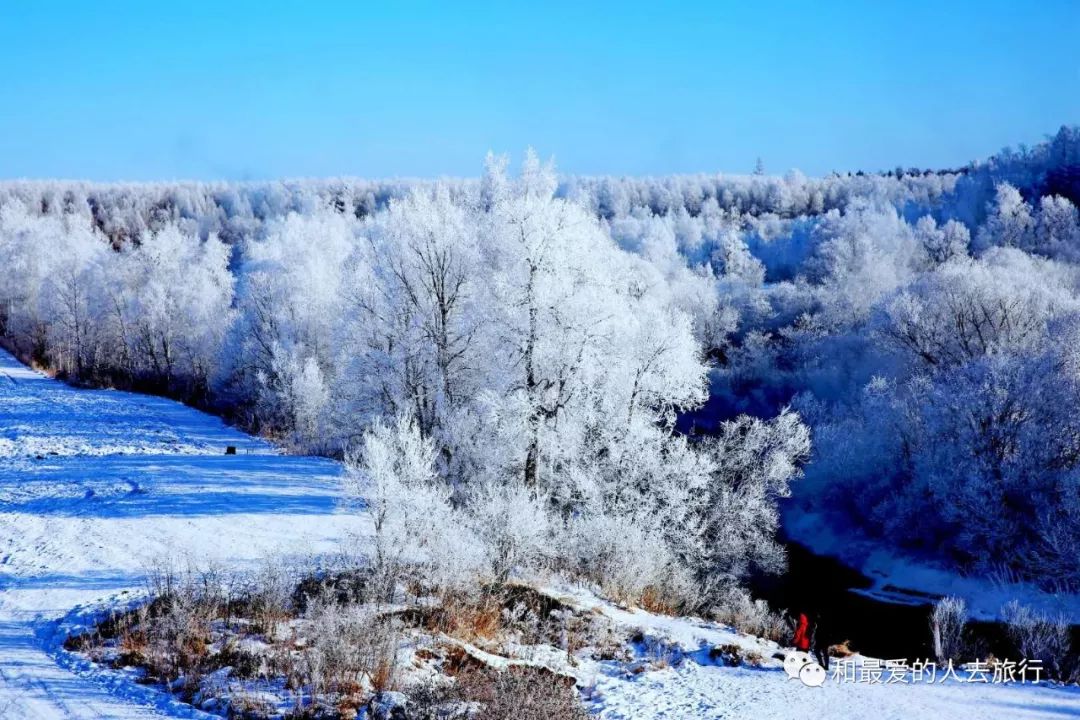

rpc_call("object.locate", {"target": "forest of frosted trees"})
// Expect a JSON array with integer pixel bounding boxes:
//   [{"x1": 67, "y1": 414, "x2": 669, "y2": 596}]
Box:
[{"x1": 3, "y1": 127, "x2": 1080, "y2": 605}]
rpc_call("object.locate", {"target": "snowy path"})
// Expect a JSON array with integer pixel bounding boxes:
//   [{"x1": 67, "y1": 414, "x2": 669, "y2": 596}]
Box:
[{"x1": 0, "y1": 349, "x2": 368, "y2": 718}]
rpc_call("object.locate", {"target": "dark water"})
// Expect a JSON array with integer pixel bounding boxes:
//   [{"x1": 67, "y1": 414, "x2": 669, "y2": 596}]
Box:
[
  {"x1": 750, "y1": 542, "x2": 1080, "y2": 663},
  {"x1": 748, "y1": 541, "x2": 937, "y2": 660},
  {"x1": 677, "y1": 399, "x2": 1080, "y2": 662}
]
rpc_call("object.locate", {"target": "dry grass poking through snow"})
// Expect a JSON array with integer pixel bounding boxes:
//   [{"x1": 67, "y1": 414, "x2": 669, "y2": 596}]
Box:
[{"x1": 62, "y1": 561, "x2": 628, "y2": 719}]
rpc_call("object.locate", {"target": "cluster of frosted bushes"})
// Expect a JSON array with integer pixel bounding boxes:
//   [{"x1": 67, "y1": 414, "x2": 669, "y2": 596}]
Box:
[{"x1": 66, "y1": 559, "x2": 598, "y2": 718}]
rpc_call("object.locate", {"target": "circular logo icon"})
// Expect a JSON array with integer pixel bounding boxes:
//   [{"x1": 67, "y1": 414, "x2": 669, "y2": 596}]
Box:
[
  {"x1": 784, "y1": 651, "x2": 812, "y2": 679},
  {"x1": 799, "y1": 661, "x2": 827, "y2": 687}
]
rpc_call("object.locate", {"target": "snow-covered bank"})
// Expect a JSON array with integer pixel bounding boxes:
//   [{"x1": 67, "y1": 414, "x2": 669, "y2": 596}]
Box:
[
  {"x1": 0, "y1": 348, "x2": 368, "y2": 718},
  {"x1": 548, "y1": 586, "x2": 1080, "y2": 720}
]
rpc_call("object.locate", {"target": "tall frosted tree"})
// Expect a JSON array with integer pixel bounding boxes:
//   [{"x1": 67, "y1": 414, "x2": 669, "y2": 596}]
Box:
[{"x1": 975, "y1": 182, "x2": 1035, "y2": 252}]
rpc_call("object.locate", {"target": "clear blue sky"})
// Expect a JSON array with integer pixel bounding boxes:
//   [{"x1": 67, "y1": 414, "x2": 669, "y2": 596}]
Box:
[{"x1": 1, "y1": 1, "x2": 1078, "y2": 181}]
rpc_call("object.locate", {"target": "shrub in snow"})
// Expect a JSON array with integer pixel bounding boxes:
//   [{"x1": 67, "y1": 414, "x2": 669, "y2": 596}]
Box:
[
  {"x1": 346, "y1": 415, "x2": 485, "y2": 598},
  {"x1": 468, "y1": 481, "x2": 551, "y2": 583},
  {"x1": 368, "y1": 691, "x2": 410, "y2": 720},
  {"x1": 456, "y1": 667, "x2": 587, "y2": 720},
  {"x1": 930, "y1": 596, "x2": 967, "y2": 663},
  {"x1": 1001, "y1": 600, "x2": 1072, "y2": 679},
  {"x1": 557, "y1": 511, "x2": 697, "y2": 609},
  {"x1": 300, "y1": 598, "x2": 401, "y2": 707},
  {"x1": 709, "y1": 586, "x2": 788, "y2": 642}
]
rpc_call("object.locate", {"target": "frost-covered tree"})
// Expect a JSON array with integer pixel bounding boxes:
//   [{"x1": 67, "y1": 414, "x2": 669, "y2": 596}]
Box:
[
  {"x1": 475, "y1": 150, "x2": 707, "y2": 501},
  {"x1": 805, "y1": 201, "x2": 922, "y2": 325},
  {"x1": 688, "y1": 411, "x2": 810, "y2": 589},
  {"x1": 335, "y1": 185, "x2": 482, "y2": 462},
  {"x1": 141, "y1": 228, "x2": 232, "y2": 388},
  {"x1": 1032, "y1": 194, "x2": 1080, "y2": 261},
  {"x1": 879, "y1": 249, "x2": 1073, "y2": 369},
  {"x1": 40, "y1": 226, "x2": 109, "y2": 376},
  {"x1": 0, "y1": 204, "x2": 110, "y2": 373},
  {"x1": 975, "y1": 182, "x2": 1035, "y2": 252},
  {"x1": 222, "y1": 212, "x2": 351, "y2": 442},
  {"x1": 913, "y1": 215, "x2": 969, "y2": 265}
]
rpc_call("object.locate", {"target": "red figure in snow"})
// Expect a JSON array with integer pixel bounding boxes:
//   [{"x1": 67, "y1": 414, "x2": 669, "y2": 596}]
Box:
[{"x1": 792, "y1": 612, "x2": 811, "y2": 652}]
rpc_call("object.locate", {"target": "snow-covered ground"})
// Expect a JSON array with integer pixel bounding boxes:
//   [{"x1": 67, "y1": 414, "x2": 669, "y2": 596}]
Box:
[
  {"x1": 1, "y1": 347, "x2": 1078, "y2": 719},
  {"x1": 594, "y1": 660, "x2": 1080, "y2": 720},
  {"x1": 547, "y1": 587, "x2": 1080, "y2": 720},
  {"x1": 0, "y1": 349, "x2": 368, "y2": 718}
]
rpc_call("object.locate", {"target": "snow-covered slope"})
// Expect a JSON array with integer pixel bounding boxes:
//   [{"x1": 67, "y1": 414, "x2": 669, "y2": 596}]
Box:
[
  {"x1": 0, "y1": 349, "x2": 368, "y2": 718},
  {"x1": 0, "y1": 347, "x2": 1078, "y2": 719}
]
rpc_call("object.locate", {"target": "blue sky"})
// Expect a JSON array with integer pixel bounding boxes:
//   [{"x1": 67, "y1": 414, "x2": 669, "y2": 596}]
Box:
[{"x1": 1, "y1": 1, "x2": 1078, "y2": 181}]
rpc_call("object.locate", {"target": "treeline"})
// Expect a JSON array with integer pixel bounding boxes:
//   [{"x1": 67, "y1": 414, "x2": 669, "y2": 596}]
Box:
[
  {"x1": 0, "y1": 177, "x2": 417, "y2": 249},
  {"x1": 0, "y1": 155, "x2": 960, "y2": 253}
]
